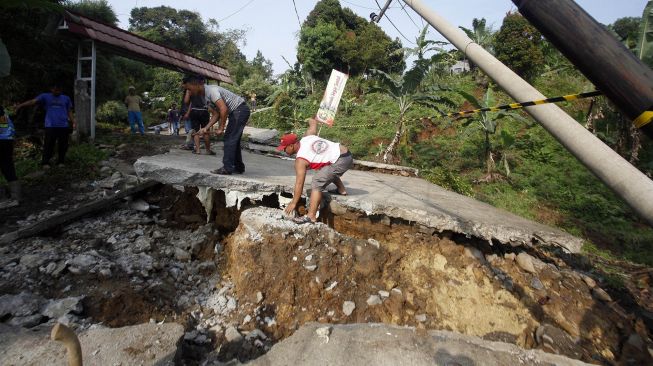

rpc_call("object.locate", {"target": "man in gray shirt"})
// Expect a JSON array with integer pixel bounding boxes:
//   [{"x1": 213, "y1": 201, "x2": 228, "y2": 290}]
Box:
[{"x1": 182, "y1": 74, "x2": 251, "y2": 175}]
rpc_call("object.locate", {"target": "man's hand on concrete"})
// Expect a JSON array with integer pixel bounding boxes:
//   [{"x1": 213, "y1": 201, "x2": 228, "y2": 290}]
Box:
[{"x1": 284, "y1": 202, "x2": 297, "y2": 216}]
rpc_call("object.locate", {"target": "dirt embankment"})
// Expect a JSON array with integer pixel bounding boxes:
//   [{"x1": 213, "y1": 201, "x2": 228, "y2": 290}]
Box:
[{"x1": 224, "y1": 207, "x2": 651, "y2": 365}]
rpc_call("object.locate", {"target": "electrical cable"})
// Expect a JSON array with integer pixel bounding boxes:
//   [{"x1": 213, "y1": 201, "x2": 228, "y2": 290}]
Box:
[
  {"x1": 374, "y1": 0, "x2": 415, "y2": 45},
  {"x1": 339, "y1": 0, "x2": 398, "y2": 11},
  {"x1": 217, "y1": 0, "x2": 256, "y2": 23},
  {"x1": 292, "y1": 0, "x2": 302, "y2": 29},
  {"x1": 399, "y1": 0, "x2": 421, "y2": 31}
]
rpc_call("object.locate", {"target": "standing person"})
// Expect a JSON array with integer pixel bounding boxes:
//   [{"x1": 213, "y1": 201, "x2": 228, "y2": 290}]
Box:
[
  {"x1": 167, "y1": 102, "x2": 179, "y2": 135},
  {"x1": 14, "y1": 82, "x2": 76, "y2": 169},
  {"x1": 124, "y1": 86, "x2": 145, "y2": 135},
  {"x1": 249, "y1": 92, "x2": 257, "y2": 112},
  {"x1": 186, "y1": 89, "x2": 213, "y2": 155},
  {"x1": 0, "y1": 106, "x2": 20, "y2": 209},
  {"x1": 278, "y1": 117, "x2": 353, "y2": 224},
  {"x1": 179, "y1": 90, "x2": 194, "y2": 150},
  {"x1": 182, "y1": 75, "x2": 250, "y2": 174}
]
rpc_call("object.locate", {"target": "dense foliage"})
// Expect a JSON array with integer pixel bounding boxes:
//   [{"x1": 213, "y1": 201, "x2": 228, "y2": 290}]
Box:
[
  {"x1": 493, "y1": 12, "x2": 544, "y2": 81},
  {"x1": 297, "y1": 0, "x2": 405, "y2": 79}
]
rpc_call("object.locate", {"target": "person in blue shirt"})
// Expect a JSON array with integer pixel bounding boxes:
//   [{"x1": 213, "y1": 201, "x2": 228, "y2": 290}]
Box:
[
  {"x1": 0, "y1": 105, "x2": 20, "y2": 209},
  {"x1": 14, "y1": 82, "x2": 76, "y2": 169}
]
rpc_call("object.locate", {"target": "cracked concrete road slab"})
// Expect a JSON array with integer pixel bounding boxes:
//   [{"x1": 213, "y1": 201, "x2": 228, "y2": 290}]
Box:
[
  {"x1": 135, "y1": 148, "x2": 582, "y2": 253},
  {"x1": 249, "y1": 323, "x2": 591, "y2": 366}
]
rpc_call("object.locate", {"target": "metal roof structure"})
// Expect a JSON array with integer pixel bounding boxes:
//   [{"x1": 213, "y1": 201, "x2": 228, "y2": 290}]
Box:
[{"x1": 62, "y1": 11, "x2": 232, "y2": 84}]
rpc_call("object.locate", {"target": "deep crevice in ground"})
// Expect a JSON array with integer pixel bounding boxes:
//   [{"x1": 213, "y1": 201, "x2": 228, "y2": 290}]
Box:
[{"x1": 1, "y1": 183, "x2": 652, "y2": 365}]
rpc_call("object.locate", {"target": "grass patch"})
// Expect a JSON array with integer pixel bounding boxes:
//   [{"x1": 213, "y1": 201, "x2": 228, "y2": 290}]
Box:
[{"x1": 1, "y1": 138, "x2": 108, "y2": 187}]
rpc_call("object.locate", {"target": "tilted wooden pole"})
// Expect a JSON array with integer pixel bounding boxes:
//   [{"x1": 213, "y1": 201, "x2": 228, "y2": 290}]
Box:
[{"x1": 512, "y1": 0, "x2": 653, "y2": 138}]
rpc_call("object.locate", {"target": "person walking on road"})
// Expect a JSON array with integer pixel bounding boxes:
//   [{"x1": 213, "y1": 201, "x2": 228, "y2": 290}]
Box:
[
  {"x1": 167, "y1": 102, "x2": 179, "y2": 135},
  {"x1": 125, "y1": 86, "x2": 145, "y2": 135},
  {"x1": 182, "y1": 74, "x2": 250, "y2": 174},
  {"x1": 278, "y1": 117, "x2": 353, "y2": 224},
  {"x1": 14, "y1": 82, "x2": 76, "y2": 169}
]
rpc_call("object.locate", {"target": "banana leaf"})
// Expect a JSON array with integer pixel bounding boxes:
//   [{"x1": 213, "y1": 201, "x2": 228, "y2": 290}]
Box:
[{"x1": 636, "y1": 1, "x2": 653, "y2": 66}]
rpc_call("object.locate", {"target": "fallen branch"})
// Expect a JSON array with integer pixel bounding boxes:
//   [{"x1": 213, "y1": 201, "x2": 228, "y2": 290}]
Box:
[{"x1": 0, "y1": 180, "x2": 160, "y2": 245}]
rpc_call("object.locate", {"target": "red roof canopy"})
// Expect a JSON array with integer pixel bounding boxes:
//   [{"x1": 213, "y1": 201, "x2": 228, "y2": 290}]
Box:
[{"x1": 63, "y1": 11, "x2": 232, "y2": 84}]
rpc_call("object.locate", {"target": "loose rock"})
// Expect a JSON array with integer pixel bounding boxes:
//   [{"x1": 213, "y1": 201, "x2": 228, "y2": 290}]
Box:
[
  {"x1": 225, "y1": 326, "x2": 243, "y2": 343},
  {"x1": 342, "y1": 301, "x2": 356, "y2": 316},
  {"x1": 366, "y1": 295, "x2": 382, "y2": 306},
  {"x1": 592, "y1": 287, "x2": 613, "y2": 302},
  {"x1": 516, "y1": 253, "x2": 536, "y2": 273}
]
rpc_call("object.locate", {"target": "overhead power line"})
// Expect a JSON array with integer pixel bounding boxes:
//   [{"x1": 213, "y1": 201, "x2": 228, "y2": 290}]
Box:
[
  {"x1": 217, "y1": 0, "x2": 256, "y2": 23},
  {"x1": 399, "y1": 0, "x2": 421, "y2": 31},
  {"x1": 340, "y1": 0, "x2": 398, "y2": 11},
  {"x1": 374, "y1": 0, "x2": 415, "y2": 45},
  {"x1": 291, "y1": 0, "x2": 302, "y2": 28}
]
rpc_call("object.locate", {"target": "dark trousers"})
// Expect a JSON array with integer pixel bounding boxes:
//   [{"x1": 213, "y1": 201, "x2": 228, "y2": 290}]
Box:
[
  {"x1": 223, "y1": 103, "x2": 250, "y2": 173},
  {"x1": 42, "y1": 127, "x2": 69, "y2": 165},
  {"x1": 0, "y1": 140, "x2": 17, "y2": 182}
]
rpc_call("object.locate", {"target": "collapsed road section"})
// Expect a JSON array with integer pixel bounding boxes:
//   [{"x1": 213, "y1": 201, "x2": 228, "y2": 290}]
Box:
[
  {"x1": 1, "y1": 147, "x2": 650, "y2": 365},
  {"x1": 134, "y1": 148, "x2": 583, "y2": 253}
]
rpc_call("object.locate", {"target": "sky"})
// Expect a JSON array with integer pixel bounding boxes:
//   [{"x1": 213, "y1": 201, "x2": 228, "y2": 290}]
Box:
[{"x1": 108, "y1": 0, "x2": 649, "y2": 75}]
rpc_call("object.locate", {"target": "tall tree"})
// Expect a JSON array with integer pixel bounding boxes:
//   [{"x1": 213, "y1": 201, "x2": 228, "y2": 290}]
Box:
[
  {"x1": 493, "y1": 12, "x2": 544, "y2": 81},
  {"x1": 297, "y1": 0, "x2": 404, "y2": 79},
  {"x1": 67, "y1": 0, "x2": 117, "y2": 25},
  {"x1": 250, "y1": 50, "x2": 274, "y2": 80},
  {"x1": 129, "y1": 6, "x2": 208, "y2": 54},
  {"x1": 459, "y1": 18, "x2": 494, "y2": 53},
  {"x1": 609, "y1": 16, "x2": 641, "y2": 50}
]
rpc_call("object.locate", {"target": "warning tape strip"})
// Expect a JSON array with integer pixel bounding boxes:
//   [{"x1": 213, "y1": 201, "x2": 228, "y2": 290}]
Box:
[
  {"x1": 251, "y1": 90, "x2": 603, "y2": 130},
  {"x1": 442, "y1": 90, "x2": 602, "y2": 118},
  {"x1": 634, "y1": 110, "x2": 653, "y2": 128}
]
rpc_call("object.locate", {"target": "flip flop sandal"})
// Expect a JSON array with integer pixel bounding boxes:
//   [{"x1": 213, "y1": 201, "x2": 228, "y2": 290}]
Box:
[
  {"x1": 327, "y1": 189, "x2": 348, "y2": 196},
  {"x1": 206, "y1": 150, "x2": 216, "y2": 155},
  {"x1": 293, "y1": 215, "x2": 316, "y2": 224},
  {"x1": 192, "y1": 150, "x2": 201, "y2": 154}
]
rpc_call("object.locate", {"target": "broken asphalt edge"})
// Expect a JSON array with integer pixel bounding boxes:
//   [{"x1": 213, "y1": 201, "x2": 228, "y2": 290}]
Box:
[{"x1": 133, "y1": 152, "x2": 583, "y2": 253}]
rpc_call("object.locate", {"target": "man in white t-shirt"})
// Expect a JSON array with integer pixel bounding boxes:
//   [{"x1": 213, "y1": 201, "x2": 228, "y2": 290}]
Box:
[{"x1": 278, "y1": 118, "x2": 353, "y2": 224}]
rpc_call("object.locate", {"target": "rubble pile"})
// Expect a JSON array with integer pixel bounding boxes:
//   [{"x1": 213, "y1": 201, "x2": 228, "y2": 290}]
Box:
[{"x1": 0, "y1": 191, "x2": 269, "y2": 365}]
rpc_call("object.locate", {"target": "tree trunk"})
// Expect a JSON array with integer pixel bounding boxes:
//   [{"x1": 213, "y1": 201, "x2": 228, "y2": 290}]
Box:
[
  {"x1": 484, "y1": 131, "x2": 494, "y2": 174},
  {"x1": 383, "y1": 118, "x2": 403, "y2": 164},
  {"x1": 584, "y1": 98, "x2": 602, "y2": 134}
]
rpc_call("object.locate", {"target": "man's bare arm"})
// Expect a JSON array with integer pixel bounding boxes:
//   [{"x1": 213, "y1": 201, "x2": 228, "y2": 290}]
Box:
[
  {"x1": 14, "y1": 98, "x2": 38, "y2": 110},
  {"x1": 285, "y1": 159, "x2": 308, "y2": 215},
  {"x1": 305, "y1": 117, "x2": 318, "y2": 137}
]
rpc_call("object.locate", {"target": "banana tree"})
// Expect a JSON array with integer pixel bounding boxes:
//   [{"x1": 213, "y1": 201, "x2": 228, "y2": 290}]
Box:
[
  {"x1": 458, "y1": 87, "x2": 531, "y2": 178},
  {"x1": 371, "y1": 62, "x2": 454, "y2": 163}
]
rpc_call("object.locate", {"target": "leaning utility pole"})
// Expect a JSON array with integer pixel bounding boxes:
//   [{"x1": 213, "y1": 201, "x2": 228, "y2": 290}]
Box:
[{"x1": 402, "y1": 0, "x2": 653, "y2": 226}]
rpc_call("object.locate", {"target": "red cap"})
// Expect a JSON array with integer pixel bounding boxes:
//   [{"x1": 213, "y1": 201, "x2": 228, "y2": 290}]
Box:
[{"x1": 277, "y1": 133, "x2": 298, "y2": 151}]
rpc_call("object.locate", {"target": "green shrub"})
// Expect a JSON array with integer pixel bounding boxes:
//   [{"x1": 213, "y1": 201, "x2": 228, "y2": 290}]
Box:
[
  {"x1": 421, "y1": 167, "x2": 474, "y2": 197},
  {"x1": 97, "y1": 100, "x2": 127, "y2": 125}
]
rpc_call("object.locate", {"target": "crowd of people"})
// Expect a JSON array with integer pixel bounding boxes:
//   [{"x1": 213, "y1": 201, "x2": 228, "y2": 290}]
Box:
[{"x1": 1, "y1": 74, "x2": 353, "y2": 224}]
